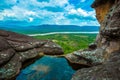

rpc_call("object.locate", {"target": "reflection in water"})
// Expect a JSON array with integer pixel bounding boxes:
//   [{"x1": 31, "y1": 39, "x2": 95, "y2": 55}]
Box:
[{"x1": 16, "y1": 56, "x2": 75, "y2": 80}]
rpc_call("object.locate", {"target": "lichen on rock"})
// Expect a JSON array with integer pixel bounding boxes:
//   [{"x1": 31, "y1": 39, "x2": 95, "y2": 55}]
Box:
[
  {"x1": 71, "y1": 0, "x2": 120, "y2": 80},
  {"x1": 0, "y1": 30, "x2": 64, "y2": 79}
]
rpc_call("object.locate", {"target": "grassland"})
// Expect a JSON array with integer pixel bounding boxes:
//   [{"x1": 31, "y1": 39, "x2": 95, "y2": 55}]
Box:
[{"x1": 33, "y1": 34, "x2": 97, "y2": 54}]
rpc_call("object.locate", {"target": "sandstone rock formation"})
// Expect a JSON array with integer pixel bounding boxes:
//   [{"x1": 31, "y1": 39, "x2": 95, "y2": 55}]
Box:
[
  {"x1": 93, "y1": 0, "x2": 120, "y2": 61},
  {"x1": 65, "y1": 47, "x2": 104, "y2": 70},
  {"x1": 72, "y1": 51, "x2": 120, "y2": 80},
  {"x1": 71, "y1": 0, "x2": 120, "y2": 80},
  {"x1": 0, "y1": 0, "x2": 120, "y2": 79},
  {"x1": 0, "y1": 30, "x2": 63, "y2": 79}
]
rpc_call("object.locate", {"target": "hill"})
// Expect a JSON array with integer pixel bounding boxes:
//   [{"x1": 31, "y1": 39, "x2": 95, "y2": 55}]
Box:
[{"x1": 0, "y1": 25, "x2": 99, "y2": 34}]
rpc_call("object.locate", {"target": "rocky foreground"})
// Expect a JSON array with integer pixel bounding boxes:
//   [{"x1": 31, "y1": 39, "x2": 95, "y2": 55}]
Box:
[
  {"x1": 0, "y1": 30, "x2": 64, "y2": 80},
  {"x1": 70, "y1": 0, "x2": 120, "y2": 80},
  {"x1": 0, "y1": 0, "x2": 120, "y2": 80}
]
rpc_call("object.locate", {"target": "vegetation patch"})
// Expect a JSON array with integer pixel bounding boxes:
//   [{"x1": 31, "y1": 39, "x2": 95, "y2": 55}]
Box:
[{"x1": 33, "y1": 34, "x2": 97, "y2": 54}]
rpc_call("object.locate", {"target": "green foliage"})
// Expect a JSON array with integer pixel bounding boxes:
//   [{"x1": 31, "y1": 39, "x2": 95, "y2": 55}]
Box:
[{"x1": 33, "y1": 34, "x2": 97, "y2": 54}]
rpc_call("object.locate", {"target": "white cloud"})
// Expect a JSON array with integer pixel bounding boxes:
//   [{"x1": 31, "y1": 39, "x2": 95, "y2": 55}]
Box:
[
  {"x1": 52, "y1": 13, "x2": 70, "y2": 25},
  {"x1": 81, "y1": 0, "x2": 86, "y2": 2},
  {"x1": 0, "y1": 16, "x2": 4, "y2": 20},
  {"x1": 0, "y1": 0, "x2": 99, "y2": 26},
  {"x1": 0, "y1": 0, "x2": 17, "y2": 6},
  {"x1": 34, "y1": 10, "x2": 70, "y2": 25},
  {"x1": 80, "y1": 21, "x2": 99, "y2": 26},
  {"x1": 69, "y1": 8, "x2": 96, "y2": 18},
  {"x1": 68, "y1": 9, "x2": 77, "y2": 14},
  {"x1": 69, "y1": 18, "x2": 99, "y2": 26},
  {"x1": 77, "y1": 8, "x2": 89, "y2": 17},
  {"x1": 29, "y1": 17, "x2": 34, "y2": 22},
  {"x1": 17, "y1": 0, "x2": 69, "y2": 8},
  {"x1": 0, "y1": 6, "x2": 37, "y2": 21},
  {"x1": 49, "y1": 0, "x2": 68, "y2": 7}
]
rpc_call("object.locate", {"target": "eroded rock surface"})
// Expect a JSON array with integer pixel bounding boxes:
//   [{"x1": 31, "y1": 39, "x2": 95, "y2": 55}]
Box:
[
  {"x1": 95, "y1": 0, "x2": 120, "y2": 58},
  {"x1": 91, "y1": 0, "x2": 114, "y2": 24},
  {"x1": 72, "y1": 51, "x2": 120, "y2": 80},
  {"x1": 65, "y1": 47, "x2": 105, "y2": 70},
  {"x1": 0, "y1": 0, "x2": 120, "y2": 79},
  {"x1": 0, "y1": 37, "x2": 15, "y2": 66},
  {"x1": 0, "y1": 30, "x2": 63, "y2": 79},
  {"x1": 71, "y1": 0, "x2": 120, "y2": 80}
]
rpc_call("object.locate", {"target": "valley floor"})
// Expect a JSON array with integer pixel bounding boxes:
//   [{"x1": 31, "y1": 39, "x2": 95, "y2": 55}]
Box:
[{"x1": 33, "y1": 34, "x2": 97, "y2": 54}]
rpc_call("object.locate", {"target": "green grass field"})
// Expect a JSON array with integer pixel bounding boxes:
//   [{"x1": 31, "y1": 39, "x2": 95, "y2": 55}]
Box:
[{"x1": 33, "y1": 34, "x2": 97, "y2": 54}]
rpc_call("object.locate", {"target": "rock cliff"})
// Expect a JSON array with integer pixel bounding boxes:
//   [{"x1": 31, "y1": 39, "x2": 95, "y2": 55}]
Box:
[
  {"x1": 0, "y1": 0, "x2": 120, "y2": 80},
  {"x1": 71, "y1": 0, "x2": 120, "y2": 80},
  {"x1": 0, "y1": 30, "x2": 63, "y2": 79},
  {"x1": 93, "y1": 0, "x2": 120, "y2": 60}
]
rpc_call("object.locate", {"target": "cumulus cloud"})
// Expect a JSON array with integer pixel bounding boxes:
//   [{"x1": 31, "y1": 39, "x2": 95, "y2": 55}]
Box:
[
  {"x1": 0, "y1": 0, "x2": 99, "y2": 26},
  {"x1": 0, "y1": 6, "x2": 37, "y2": 21},
  {"x1": 68, "y1": 8, "x2": 95, "y2": 18},
  {"x1": 67, "y1": 18, "x2": 99, "y2": 26},
  {"x1": 29, "y1": 17, "x2": 34, "y2": 22}
]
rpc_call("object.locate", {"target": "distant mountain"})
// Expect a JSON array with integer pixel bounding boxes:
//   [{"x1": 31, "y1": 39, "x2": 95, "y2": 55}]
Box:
[{"x1": 0, "y1": 25, "x2": 99, "y2": 35}]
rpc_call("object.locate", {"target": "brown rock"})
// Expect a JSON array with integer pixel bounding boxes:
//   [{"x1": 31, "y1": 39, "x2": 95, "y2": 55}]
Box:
[
  {"x1": 65, "y1": 47, "x2": 106, "y2": 70},
  {"x1": 0, "y1": 37, "x2": 15, "y2": 66},
  {"x1": 89, "y1": 0, "x2": 120, "y2": 60},
  {"x1": 65, "y1": 51, "x2": 92, "y2": 70},
  {"x1": 0, "y1": 30, "x2": 64, "y2": 79},
  {"x1": 91, "y1": 0, "x2": 114, "y2": 24},
  {"x1": 37, "y1": 40, "x2": 63, "y2": 55},
  {"x1": 72, "y1": 0, "x2": 120, "y2": 80},
  {"x1": 0, "y1": 54, "x2": 22, "y2": 80},
  {"x1": 0, "y1": 30, "x2": 64, "y2": 55},
  {"x1": 71, "y1": 51, "x2": 120, "y2": 80},
  {"x1": 88, "y1": 43, "x2": 97, "y2": 50}
]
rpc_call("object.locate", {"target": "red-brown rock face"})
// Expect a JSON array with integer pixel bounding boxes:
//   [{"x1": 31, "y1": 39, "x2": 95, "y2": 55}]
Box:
[
  {"x1": 71, "y1": 0, "x2": 120, "y2": 80},
  {"x1": 92, "y1": 0, "x2": 114, "y2": 24},
  {"x1": 94, "y1": 0, "x2": 120, "y2": 59}
]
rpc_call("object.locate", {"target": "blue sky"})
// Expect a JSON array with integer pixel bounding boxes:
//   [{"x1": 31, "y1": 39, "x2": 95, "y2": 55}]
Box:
[{"x1": 0, "y1": 0, "x2": 99, "y2": 26}]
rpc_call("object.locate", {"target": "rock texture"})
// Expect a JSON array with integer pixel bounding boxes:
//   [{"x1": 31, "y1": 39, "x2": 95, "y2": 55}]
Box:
[
  {"x1": 65, "y1": 48, "x2": 104, "y2": 70},
  {"x1": 71, "y1": 0, "x2": 120, "y2": 80},
  {"x1": 95, "y1": 0, "x2": 120, "y2": 59},
  {"x1": 1, "y1": 0, "x2": 120, "y2": 79},
  {"x1": 0, "y1": 30, "x2": 63, "y2": 79},
  {"x1": 72, "y1": 51, "x2": 120, "y2": 80},
  {"x1": 91, "y1": 0, "x2": 114, "y2": 24}
]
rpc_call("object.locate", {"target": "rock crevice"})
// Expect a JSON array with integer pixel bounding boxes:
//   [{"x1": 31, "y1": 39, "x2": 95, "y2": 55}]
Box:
[
  {"x1": 71, "y1": 0, "x2": 120, "y2": 80},
  {"x1": 0, "y1": 0, "x2": 120, "y2": 79}
]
